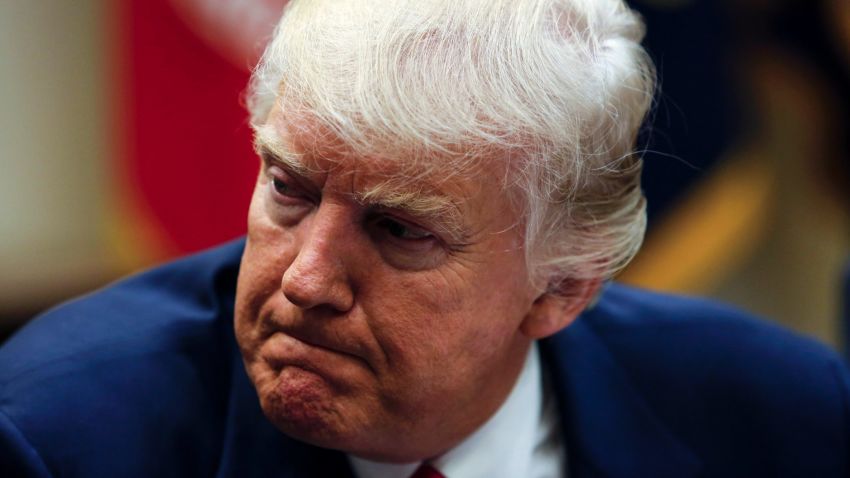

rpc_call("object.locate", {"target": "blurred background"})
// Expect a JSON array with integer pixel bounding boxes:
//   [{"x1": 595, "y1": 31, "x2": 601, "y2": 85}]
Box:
[{"x1": 1, "y1": 0, "x2": 848, "y2": 352}]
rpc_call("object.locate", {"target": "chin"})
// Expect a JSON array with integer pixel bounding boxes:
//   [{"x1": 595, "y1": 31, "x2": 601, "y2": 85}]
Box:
[
  {"x1": 249, "y1": 358, "x2": 423, "y2": 460},
  {"x1": 256, "y1": 365, "x2": 356, "y2": 448}
]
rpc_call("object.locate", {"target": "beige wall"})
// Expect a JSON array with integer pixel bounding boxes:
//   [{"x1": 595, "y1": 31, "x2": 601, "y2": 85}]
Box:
[{"x1": 0, "y1": 0, "x2": 115, "y2": 314}]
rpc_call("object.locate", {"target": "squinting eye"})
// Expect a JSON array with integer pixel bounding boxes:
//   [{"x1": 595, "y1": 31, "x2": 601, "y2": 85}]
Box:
[
  {"x1": 266, "y1": 166, "x2": 308, "y2": 203},
  {"x1": 272, "y1": 177, "x2": 291, "y2": 196},
  {"x1": 376, "y1": 217, "x2": 434, "y2": 241}
]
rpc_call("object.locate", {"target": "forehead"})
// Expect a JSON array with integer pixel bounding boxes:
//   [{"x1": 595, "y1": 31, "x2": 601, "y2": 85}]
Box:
[
  {"x1": 264, "y1": 106, "x2": 482, "y2": 177},
  {"x1": 256, "y1": 105, "x2": 513, "y2": 220}
]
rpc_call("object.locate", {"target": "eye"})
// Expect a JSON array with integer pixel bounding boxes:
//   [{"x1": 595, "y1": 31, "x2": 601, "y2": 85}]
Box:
[
  {"x1": 374, "y1": 217, "x2": 435, "y2": 241},
  {"x1": 272, "y1": 177, "x2": 292, "y2": 196},
  {"x1": 266, "y1": 166, "x2": 309, "y2": 204},
  {"x1": 369, "y1": 215, "x2": 447, "y2": 270}
]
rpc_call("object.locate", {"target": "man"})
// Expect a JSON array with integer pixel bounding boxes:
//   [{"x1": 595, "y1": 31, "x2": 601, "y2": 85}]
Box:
[{"x1": 1, "y1": 0, "x2": 848, "y2": 477}]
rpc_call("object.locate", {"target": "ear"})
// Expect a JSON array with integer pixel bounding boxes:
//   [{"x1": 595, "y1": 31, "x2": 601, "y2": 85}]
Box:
[{"x1": 519, "y1": 278, "x2": 603, "y2": 339}]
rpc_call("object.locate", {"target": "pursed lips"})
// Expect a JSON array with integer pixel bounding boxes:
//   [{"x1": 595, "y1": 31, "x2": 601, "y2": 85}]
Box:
[{"x1": 258, "y1": 312, "x2": 377, "y2": 374}]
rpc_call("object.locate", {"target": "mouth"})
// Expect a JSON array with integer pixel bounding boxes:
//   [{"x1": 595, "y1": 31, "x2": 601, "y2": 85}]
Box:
[
  {"x1": 250, "y1": 305, "x2": 380, "y2": 378},
  {"x1": 261, "y1": 330, "x2": 376, "y2": 377}
]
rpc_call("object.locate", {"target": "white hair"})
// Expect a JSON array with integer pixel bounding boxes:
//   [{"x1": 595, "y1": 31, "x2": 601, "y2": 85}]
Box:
[{"x1": 247, "y1": 0, "x2": 655, "y2": 292}]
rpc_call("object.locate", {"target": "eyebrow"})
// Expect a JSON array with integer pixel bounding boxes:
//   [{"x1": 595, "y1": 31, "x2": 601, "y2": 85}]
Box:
[
  {"x1": 254, "y1": 123, "x2": 311, "y2": 176},
  {"x1": 356, "y1": 184, "x2": 468, "y2": 242},
  {"x1": 254, "y1": 124, "x2": 470, "y2": 242}
]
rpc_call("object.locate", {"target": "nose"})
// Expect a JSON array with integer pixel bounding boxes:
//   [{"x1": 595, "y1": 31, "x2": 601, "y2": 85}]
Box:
[{"x1": 281, "y1": 207, "x2": 355, "y2": 312}]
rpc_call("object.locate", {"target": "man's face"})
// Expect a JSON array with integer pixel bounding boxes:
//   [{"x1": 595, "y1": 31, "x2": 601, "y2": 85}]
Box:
[{"x1": 235, "y1": 106, "x2": 541, "y2": 461}]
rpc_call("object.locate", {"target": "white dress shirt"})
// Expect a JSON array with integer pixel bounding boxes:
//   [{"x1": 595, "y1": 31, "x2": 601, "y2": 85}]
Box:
[{"x1": 349, "y1": 342, "x2": 566, "y2": 478}]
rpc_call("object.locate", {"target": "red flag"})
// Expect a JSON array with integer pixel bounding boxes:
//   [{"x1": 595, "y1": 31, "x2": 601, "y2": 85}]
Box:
[{"x1": 108, "y1": 0, "x2": 284, "y2": 264}]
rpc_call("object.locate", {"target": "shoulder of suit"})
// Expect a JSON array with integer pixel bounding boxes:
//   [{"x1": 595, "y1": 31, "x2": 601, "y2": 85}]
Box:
[
  {"x1": 0, "y1": 239, "x2": 246, "y2": 476},
  {"x1": 0, "y1": 237, "x2": 245, "y2": 386},
  {"x1": 583, "y1": 282, "x2": 841, "y2": 373},
  {"x1": 579, "y1": 283, "x2": 850, "y2": 458}
]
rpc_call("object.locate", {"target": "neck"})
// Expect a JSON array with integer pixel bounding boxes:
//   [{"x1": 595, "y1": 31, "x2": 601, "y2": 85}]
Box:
[{"x1": 350, "y1": 340, "x2": 540, "y2": 475}]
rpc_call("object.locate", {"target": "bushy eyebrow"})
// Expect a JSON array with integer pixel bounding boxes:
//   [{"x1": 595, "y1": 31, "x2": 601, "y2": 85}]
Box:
[
  {"x1": 356, "y1": 185, "x2": 468, "y2": 242},
  {"x1": 254, "y1": 124, "x2": 470, "y2": 243},
  {"x1": 254, "y1": 123, "x2": 311, "y2": 176}
]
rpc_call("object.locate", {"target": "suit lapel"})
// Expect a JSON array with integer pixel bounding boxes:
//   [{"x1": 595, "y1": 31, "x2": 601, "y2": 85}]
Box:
[{"x1": 541, "y1": 318, "x2": 703, "y2": 478}]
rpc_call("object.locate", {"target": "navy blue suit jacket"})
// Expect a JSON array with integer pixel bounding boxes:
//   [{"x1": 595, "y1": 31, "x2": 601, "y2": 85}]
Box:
[{"x1": 1, "y1": 239, "x2": 848, "y2": 477}]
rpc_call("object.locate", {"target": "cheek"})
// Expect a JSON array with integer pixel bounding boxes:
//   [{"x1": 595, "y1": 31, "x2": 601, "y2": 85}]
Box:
[
  {"x1": 393, "y1": 255, "x2": 530, "y2": 354},
  {"x1": 235, "y1": 193, "x2": 299, "y2": 348},
  {"x1": 359, "y1": 266, "x2": 501, "y2": 370}
]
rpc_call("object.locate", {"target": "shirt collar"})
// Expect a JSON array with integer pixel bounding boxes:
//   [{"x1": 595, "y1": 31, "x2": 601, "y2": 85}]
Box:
[{"x1": 349, "y1": 342, "x2": 546, "y2": 478}]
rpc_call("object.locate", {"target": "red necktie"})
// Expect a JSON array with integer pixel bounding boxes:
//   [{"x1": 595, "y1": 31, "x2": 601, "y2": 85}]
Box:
[{"x1": 409, "y1": 463, "x2": 445, "y2": 478}]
